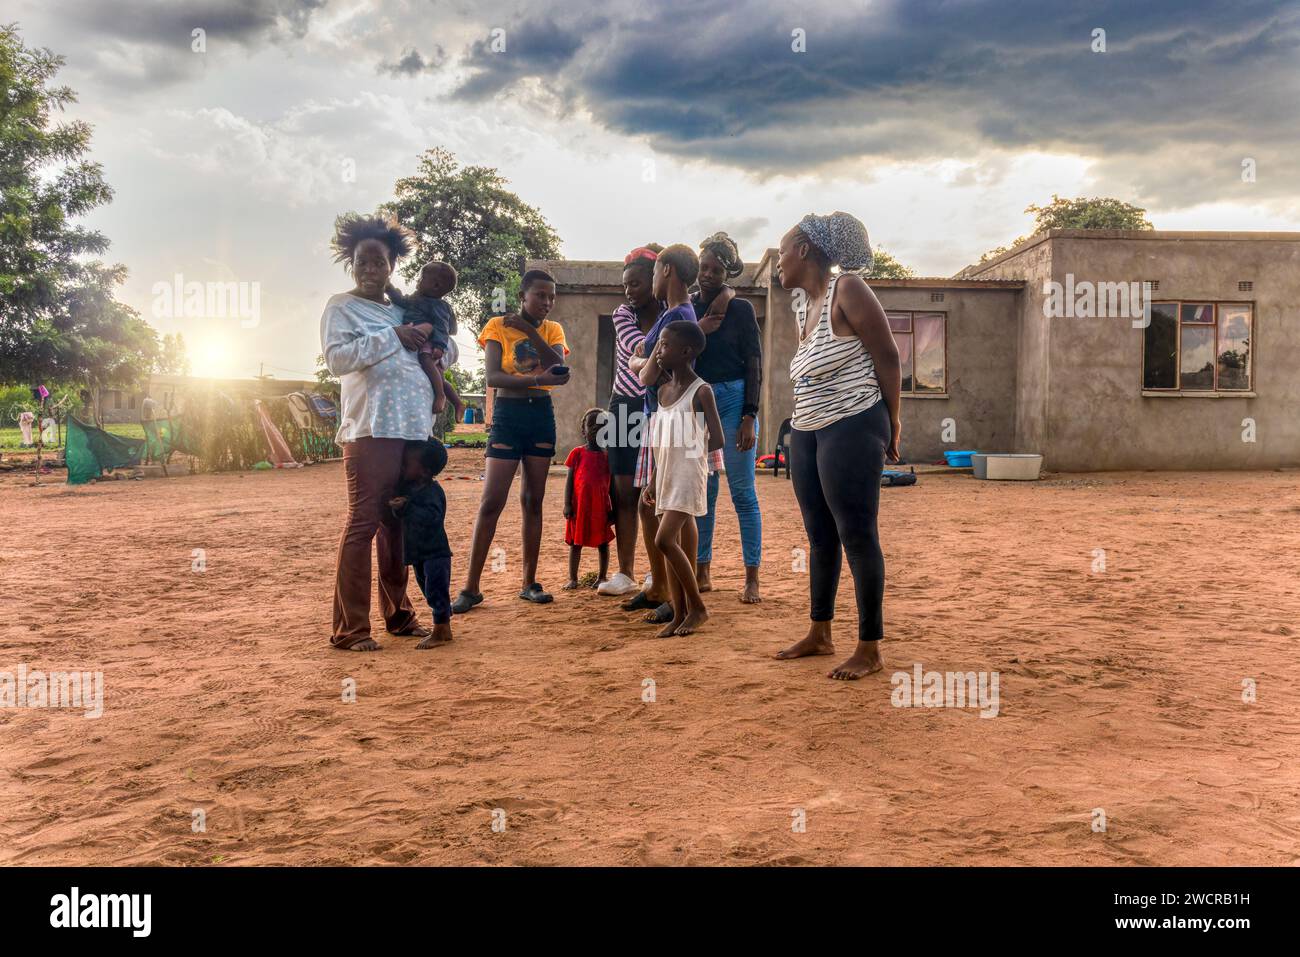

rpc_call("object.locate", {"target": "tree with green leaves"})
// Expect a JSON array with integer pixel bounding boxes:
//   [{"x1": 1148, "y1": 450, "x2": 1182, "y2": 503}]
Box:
[
  {"x1": 156, "y1": 333, "x2": 191, "y2": 376},
  {"x1": 868, "y1": 246, "x2": 915, "y2": 279},
  {"x1": 0, "y1": 23, "x2": 158, "y2": 390},
  {"x1": 380, "y1": 147, "x2": 561, "y2": 334},
  {"x1": 977, "y1": 195, "x2": 1155, "y2": 264}
]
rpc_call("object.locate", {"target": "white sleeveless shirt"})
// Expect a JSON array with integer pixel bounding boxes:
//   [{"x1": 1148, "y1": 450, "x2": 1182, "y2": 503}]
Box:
[
  {"x1": 789, "y1": 275, "x2": 881, "y2": 431},
  {"x1": 650, "y1": 376, "x2": 710, "y2": 517}
]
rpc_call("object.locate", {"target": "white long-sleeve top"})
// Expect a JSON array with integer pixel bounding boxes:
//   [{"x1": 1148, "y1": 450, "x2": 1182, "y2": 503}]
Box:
[{"x1": 320, "y1": 292, "x2": 433, "y2": 443}]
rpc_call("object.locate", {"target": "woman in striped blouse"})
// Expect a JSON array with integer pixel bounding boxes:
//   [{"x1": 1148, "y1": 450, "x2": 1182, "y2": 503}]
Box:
[{"x1": 773, "y1": 212, "x2": 902, "y2": 680}]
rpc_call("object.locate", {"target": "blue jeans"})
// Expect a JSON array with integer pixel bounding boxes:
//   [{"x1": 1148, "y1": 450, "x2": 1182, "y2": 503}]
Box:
[{"x1": 696, "y1": 378, "x2": 762, "y2": 567}]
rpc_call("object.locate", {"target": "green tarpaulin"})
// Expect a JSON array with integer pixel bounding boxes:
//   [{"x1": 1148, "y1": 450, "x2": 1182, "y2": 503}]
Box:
[
  {"x1": 65, "y1": 416, "x2": 145, "y2": 485},
  {"x1": 143, "y1": 416, "x2": 198, "y2": 459}
]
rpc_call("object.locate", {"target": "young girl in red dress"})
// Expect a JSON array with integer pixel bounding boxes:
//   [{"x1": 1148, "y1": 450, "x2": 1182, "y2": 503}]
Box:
[{"x1": 563, "y1": 408, "x2": 616, "y2": 589}]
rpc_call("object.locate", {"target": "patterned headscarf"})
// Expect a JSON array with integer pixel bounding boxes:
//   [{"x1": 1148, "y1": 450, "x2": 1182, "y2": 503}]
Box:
[
  {"x1": 797, "y1": 211, "x2": 873, "y2": 271},
  {"x1": 698, "y1": 231, "x2": 744, "y2": 278}
]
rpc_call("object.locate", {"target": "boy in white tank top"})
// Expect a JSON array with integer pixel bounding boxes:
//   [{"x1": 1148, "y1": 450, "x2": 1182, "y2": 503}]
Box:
[{"x1": 642, "y1": 320, "x2": 725, "y2": 636}]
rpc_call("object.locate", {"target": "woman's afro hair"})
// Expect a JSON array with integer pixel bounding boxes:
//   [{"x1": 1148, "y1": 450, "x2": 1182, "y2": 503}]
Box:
[{"x1": 331, "y1": 212, "x2": 414, "y2": 270}]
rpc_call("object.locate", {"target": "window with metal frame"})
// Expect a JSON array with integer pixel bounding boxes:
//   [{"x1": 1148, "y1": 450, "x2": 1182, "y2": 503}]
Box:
[
  {"x1": 886, "y1": 311, "x2": 947, "y2": 394},
  {"x1": 1142, "y1": 301, "x2": 1252, "y2": 392}
]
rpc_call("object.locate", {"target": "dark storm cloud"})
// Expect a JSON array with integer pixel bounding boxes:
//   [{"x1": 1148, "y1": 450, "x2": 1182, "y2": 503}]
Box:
[
  {"x1": 455, "y1": 15, "x2": 596, "y2": 101},
  {"x1": 378, "y1": 45, "x2": 446, "y2": 77},
  {"x1": 74, "y1": 0, "x2": 325, "y2": 46},
  {"x1": 448, "y1": 0, "x2": 1300, "y2": 208},
  {"x1": 49, "y1": 0, "x2": 328, "y2": 90}
]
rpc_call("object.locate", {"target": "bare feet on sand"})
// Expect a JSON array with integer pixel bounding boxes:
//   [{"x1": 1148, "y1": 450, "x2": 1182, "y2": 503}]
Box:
[
  {"x1": 416, "y1": 623, "x2": 453, "y2": 649},
  {"x1": 774, "y1": 622, "x2": 836, "y2": 660},
  {"x1": 741, "y1": 568, "x2": 762, "y2": 604},
  {"x1": 696, "y1": 563, "x2": 713, "y2": 593},
  {"x1": 562, "y1": 580, "x2": 580, "y2": 590},
  {"x1": 656, "y1": 617, "x2": 682, "y2": 638},
  {"x1": 675, "y1": 608, "x2": 709, "y2": 635},
  {"x1": 828, "y1": 641, "x2": 883, "y2": 680},
  {"x1": 344, "y1": 638, "x2": 381, "y2": 652}
]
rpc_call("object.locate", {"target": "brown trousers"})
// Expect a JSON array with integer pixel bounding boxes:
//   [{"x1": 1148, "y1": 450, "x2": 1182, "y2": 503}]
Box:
[{"x1": 331, "y1": 436, "x2": 419, "y2": 648}]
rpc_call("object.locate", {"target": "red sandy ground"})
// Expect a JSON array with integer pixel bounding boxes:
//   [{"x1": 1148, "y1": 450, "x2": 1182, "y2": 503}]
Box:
[{"x1": 1, "y1": 453, "x2": 1297, "y2": 865}]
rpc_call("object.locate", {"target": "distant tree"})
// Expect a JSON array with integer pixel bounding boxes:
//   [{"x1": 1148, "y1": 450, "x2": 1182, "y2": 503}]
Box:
[
  {"x1": 156, "y1": 332, "x2": 191, "y2": 376},
  {"x1": 314, "y1": 353, "x2": 339, "y2": 398},
  {"x1": 0, "y1": 24, "x2": 156, "y2": 387},
  {"x1": 445, "y1": 364, "x2": 484, "y2": 396},
  {"x1": 977, "y1": 195, "x2": 1155, "y2": 264},
  {"x1": 868, "y1": 246, "x2": 915, "y2": 279},
  {"x1": 380, "y1": 147, "x2": 562, "y2": 334}
]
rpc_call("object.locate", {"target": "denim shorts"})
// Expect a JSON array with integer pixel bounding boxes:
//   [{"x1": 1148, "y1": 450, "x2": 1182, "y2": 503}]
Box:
[
  {"x1": 606, "y1": 393, "x2": 645, "y2": 477},
  {"x1": 487, "y1": 395, "x2": 556, "y2": 460}
]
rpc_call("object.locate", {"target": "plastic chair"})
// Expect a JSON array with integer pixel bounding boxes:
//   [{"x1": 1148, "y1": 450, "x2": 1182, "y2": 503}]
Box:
[{"x1": 773, "y1": 417, "x2": 792, "y2": 479}]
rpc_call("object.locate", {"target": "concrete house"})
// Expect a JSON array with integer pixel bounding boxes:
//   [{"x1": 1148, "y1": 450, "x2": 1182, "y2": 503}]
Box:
[{"x1": 523, "y1": 229, "x2": 1298, "y2": 471}]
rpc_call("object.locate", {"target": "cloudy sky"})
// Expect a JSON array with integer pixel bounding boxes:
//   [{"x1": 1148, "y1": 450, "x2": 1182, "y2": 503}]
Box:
[{"x1": 13, "y1": 0, "x2": 1300, "y2": 378}]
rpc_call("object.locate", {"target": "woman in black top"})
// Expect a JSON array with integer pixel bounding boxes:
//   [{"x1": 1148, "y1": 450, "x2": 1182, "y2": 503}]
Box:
[{"x1": 692, "y1": 232, "x2": 764, "y2": 603}]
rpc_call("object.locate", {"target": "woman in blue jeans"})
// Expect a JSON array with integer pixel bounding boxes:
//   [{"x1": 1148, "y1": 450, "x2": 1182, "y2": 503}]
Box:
[{"x1": 691, "y1": 232, "x2": 763, "y2": 603}]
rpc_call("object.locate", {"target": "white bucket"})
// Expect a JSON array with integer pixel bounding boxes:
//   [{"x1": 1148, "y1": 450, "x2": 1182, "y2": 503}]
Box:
[{"x1": 972, "y1": 453, "x2": 1042, "y2": 481}]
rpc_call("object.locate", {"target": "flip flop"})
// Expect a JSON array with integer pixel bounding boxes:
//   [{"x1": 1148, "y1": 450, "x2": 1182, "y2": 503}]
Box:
[
  {"x1": 518, "y1": 583, "x2": 554, "y2": 604},
  {"x1": 644, "y1": 602, "x2": 673, "y2": 624},
  {"x1": 386, "y1": 622, "x2": 431, "y2": 638},
  {"x1": 450, "y1": 590, "x2": 483, "y2": 615},
  {"x1": 620, "y1": 590, "x2": 655, "y2": 612}
]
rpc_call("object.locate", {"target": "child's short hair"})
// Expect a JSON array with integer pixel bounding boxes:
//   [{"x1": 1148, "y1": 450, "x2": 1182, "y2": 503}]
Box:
[
  {"x1": 424, "y1": 261, "x2": 457, "y2": 291},
  {"x1": 665, "y1": 319, "x2": 706, "y2": 354},
  {"x1": 580, "y1": 407, "x2": 608, "y2": 430},
  {"x1": 405, "y1": 439, "x2": 448, "y2": 477},
  {"x1": 657, "y1": 244, "x2": 700, "y2": 286},
  {"x1": 521, "y1": 268, "x2": 556, "y2": 292}
]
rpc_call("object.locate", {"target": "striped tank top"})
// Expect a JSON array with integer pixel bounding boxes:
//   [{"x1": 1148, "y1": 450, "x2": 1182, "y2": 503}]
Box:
[{"x1": 789, "y1": 275, "x2": 881, "y2": 431}]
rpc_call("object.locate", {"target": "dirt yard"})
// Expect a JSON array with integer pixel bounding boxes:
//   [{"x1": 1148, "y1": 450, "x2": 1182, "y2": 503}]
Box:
[{"x1": 1, "y1": 454, "x2": 1297, "y2": 865}]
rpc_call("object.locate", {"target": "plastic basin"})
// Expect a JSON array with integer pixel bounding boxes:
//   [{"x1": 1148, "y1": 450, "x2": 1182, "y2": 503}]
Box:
[{"x1": 972, "y1": 453, "x2": 1043, "y2": 481}]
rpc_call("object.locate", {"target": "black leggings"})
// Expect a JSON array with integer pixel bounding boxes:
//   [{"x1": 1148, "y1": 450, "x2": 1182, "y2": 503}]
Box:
[{"x1": 790, "y1": 401, "x2": 891, "y2": 642}]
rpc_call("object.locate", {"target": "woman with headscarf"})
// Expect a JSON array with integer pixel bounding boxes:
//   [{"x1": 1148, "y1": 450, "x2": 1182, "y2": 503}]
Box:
[
  {"x1": 772, "y1": 212, "x2": 902, "y2": 679},
  {"x1": 691, "y1": 232, "x2": 764, "y2": 603}
]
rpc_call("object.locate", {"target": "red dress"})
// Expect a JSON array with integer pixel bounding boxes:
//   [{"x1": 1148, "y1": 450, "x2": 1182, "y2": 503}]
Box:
[{"x1": 564, "y1": 446, "x2": 615, "y2": 548}]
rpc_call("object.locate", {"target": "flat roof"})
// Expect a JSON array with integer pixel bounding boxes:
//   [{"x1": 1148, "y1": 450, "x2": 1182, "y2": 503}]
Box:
[
  {"x1": 962, "y1": 228, "x2": 1300, "y2": 277},
  {"x1": 531, "y1": 256, "x2": 1023, "y2": 293}
]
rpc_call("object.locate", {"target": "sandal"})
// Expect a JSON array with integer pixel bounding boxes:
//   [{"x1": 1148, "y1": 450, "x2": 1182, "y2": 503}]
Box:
[
  {"x1": 620, "y1": 590, "x2": 655, "y2": 612},
  {"x1": 450, "y1": 590, "x2": 483, "y2": 615},
  {"x1": 518, "y1": 583, "x2": 554, "y2": 604},
  {"x1": 644, "y1": 602, "x2": 674, "y2": 624}
]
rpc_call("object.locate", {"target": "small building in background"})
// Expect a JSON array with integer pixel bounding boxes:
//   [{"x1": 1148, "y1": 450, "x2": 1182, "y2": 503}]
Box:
[
  {"x1": 529, "y1": 229, "x2": 1300, "y2": 471},
  {"x1": 97, "y1": 373, "x2": 318, "y2": 424}
]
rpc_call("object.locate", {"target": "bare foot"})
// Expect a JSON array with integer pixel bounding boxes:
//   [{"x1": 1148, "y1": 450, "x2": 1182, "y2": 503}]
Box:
[
  {"x1": 741, "y1": 571, "x2": 762, "y2": 604},
  {"x1": 775, "y1": 622, "x2": 835, "y2": 660},
  {"x1": 656, "y1": 617, "x2": 684, "y2": 638},
  {"x1": 675, "y1": 607, "x2": 709, "y2": 635},
  {"x1": 416, "y1": 623, "x2": 453, "y2": 649},
  {"x1": 592, "y1": 577, "x2": 607, "y2": 589},
  {"x1": 828, "y1": 641, "x2": 884, "y2": 680},
  {"x1": 343, "y1": 638, "x2": 381, "y2": 652},
  {"x1": 562, "y1": 580, "x2": 580, "y2": 590},
  {"x1": 696, "y1": 562, "x2": 713, "y2": 593}
]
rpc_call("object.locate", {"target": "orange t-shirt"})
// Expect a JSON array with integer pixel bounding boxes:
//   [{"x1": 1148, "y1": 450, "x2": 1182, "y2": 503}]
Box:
[{"x1": 478, "y1": 315, "x2": 569, "y2": 389}]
